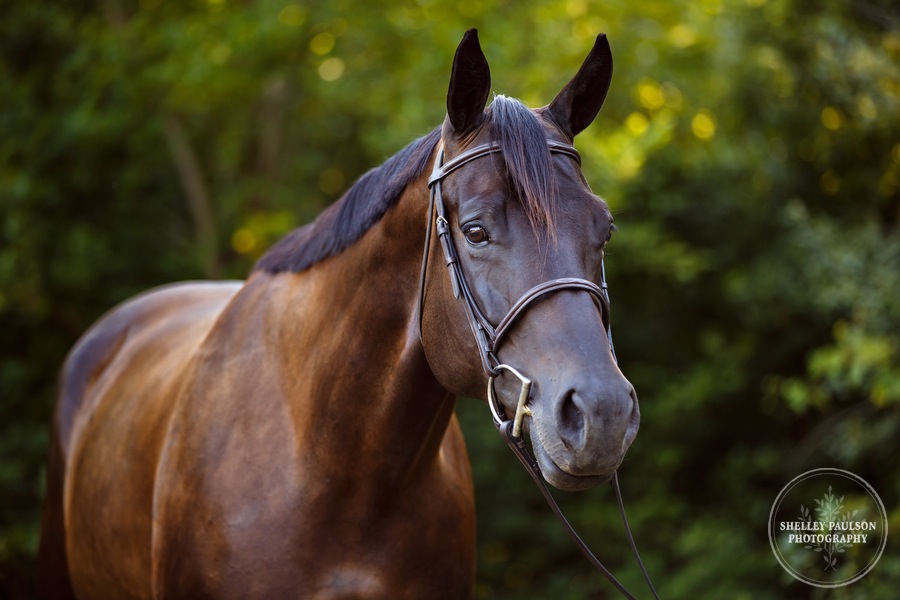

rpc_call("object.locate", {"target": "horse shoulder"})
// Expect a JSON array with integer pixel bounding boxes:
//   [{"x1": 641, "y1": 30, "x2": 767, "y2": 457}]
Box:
[{"x1": 149, "y1": 275, "x2": 309, "y2": 597}]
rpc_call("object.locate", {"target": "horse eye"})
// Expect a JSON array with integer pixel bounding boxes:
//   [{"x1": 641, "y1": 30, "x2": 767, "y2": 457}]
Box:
[
  {"x1": 604, "y1": 223, "x2": 617, "y2": 245},
  {"x1": 463, "y1": 224, "x2": 489, "y2": 246}
]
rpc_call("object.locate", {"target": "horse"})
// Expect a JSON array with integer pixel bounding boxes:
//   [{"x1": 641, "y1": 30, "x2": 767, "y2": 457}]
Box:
[{"x1": 37, "y1": 29, "x2": 639, "y2": 599}]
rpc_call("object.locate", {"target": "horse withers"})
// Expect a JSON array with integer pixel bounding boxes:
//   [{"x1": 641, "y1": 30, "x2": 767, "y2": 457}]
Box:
[{"x1": 38, "y1": 29, "x2": 639, "y2": 599}]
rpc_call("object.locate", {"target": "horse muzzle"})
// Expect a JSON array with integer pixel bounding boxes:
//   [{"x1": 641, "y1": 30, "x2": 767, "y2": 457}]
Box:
[{"x1": 489, "y1": 363, "x2": 640, "y2": 492}]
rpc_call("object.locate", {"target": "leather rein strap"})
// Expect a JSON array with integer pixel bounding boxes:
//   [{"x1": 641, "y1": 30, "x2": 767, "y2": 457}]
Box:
[{"x1": 417, "y1": 139, "x2": 660, "y2": 599}]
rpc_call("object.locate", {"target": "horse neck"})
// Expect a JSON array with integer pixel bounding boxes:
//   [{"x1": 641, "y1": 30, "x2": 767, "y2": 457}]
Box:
[{"x1": 252, "y1": 170, "x2": 454, "y2": 485}]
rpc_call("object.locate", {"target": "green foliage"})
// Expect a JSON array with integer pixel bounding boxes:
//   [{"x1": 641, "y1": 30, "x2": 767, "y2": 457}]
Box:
[{"x1": 1, "y1": 0, "x2": 898, "y2": 597}]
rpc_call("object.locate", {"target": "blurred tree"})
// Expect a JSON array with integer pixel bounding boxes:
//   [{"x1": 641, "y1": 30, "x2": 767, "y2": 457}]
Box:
[{"x1": 0, "y1": 0, "x2": 897, "y2": 598}]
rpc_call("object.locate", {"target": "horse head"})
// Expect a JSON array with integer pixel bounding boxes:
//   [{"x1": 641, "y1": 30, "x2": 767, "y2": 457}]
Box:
[{"x1": 420, "y1": 30, "x2": 639, "y2": 492}]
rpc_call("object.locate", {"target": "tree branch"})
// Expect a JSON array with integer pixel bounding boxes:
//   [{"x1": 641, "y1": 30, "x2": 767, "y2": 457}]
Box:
[{"x1": 161, "y1": 115, "x2": 220, "y2": 278}]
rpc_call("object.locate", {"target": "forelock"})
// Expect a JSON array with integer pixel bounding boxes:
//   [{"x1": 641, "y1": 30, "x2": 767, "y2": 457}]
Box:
[{"x1": 487, "y1": 95, "x2": 559, "y2": 238}]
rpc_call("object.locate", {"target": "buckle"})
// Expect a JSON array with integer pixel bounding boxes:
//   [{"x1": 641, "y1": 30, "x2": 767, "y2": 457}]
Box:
[{"x1": 487, "y1": 364, "x2": 532, "y2": 438}]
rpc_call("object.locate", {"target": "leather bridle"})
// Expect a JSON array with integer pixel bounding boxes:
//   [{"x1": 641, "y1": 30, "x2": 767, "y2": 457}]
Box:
[{"x1": 417, "y1": 139, "x2": 660, "y2": 599}]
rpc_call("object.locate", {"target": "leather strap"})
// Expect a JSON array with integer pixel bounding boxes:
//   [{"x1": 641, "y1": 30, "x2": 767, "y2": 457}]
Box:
[
  {"x1": 491, "y1": 277, "x2": 608, "y2": 352},
  {"x1": 497, "y1": 419, "x2": 660, "y2": 600}
]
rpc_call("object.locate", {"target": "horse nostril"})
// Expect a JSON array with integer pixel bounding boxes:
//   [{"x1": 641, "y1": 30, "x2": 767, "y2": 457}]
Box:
[{"x1": 560, "y1": 390, "x2": 585, "y2": 451}]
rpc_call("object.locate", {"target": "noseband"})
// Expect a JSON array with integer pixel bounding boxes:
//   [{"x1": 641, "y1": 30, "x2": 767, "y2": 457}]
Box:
[{"x1": 417, "y1": 139, "x2": 660, "y2": 600}]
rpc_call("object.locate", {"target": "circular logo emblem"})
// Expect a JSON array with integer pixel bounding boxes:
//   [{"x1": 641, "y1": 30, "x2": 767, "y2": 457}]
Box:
[{"x1": 768, "y1": 468, "x2": 888, "y2": 587}]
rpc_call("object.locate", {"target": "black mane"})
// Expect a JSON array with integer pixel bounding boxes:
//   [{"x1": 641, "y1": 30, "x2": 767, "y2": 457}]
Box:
[
  {"x1": 254, "y1": 128, "x2": 441, "y2": 274},
  {"x1": 255, "y1": 96, "x2": 559, "y2": 274}
]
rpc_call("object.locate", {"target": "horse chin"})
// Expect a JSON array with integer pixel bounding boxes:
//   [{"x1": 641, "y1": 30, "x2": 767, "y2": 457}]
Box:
[{"x1": 530, "y1": 438, "x2": 615, "y2": 491}]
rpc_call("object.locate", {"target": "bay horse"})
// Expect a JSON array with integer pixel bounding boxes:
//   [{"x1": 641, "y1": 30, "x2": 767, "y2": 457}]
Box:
[{"x1": 38, "y1": 29, "x2": 639, "y2": 599}]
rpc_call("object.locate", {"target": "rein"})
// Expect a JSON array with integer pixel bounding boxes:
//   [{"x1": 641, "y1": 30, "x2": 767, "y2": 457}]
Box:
[{"x1": 418, "y1": 140, "x2": 660, "y2": 599}]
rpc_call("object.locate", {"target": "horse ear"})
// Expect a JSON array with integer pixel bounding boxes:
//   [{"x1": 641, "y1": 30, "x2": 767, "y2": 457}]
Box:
[
  {"x1": 547, "y1": 34, "x2": 613, "y2": 138},
  {"x1": 446, "y1": 29, "x2": 491, "y2": 136}
]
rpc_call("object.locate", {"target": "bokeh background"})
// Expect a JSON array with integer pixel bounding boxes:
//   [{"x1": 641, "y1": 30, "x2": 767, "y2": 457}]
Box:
[{"x1": 2, "y1": 0, "x2": 898, "y2": 598}]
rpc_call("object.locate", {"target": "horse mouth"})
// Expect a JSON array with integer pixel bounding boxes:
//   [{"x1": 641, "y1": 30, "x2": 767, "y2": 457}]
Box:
[{"x1": 530, "y1": 437, "x2": 615, "y2": 491}]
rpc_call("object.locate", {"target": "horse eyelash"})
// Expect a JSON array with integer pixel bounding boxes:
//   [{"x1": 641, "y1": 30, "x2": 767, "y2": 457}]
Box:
[{"x1": 605, "y1": 223, "x2": 618, "y2": 244}]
